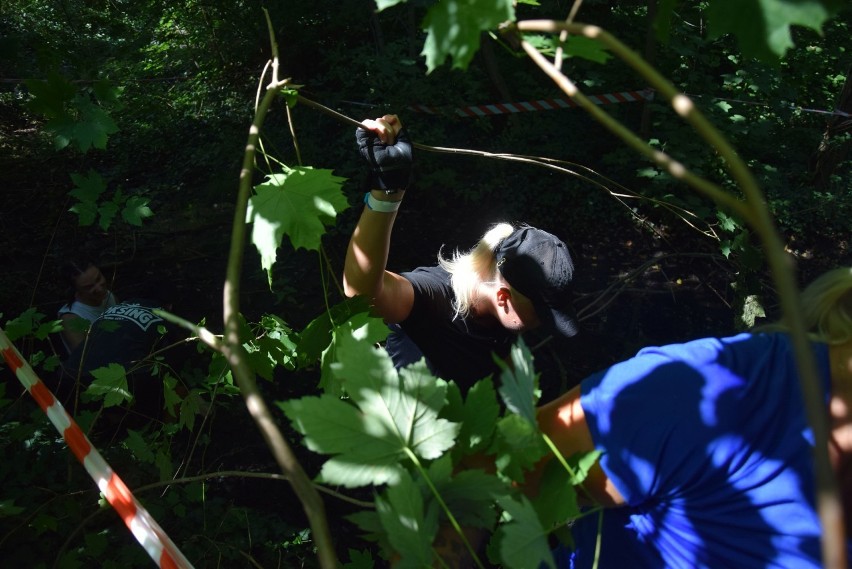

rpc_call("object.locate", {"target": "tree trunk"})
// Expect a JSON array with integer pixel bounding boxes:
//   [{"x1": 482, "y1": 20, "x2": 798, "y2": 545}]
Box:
[{"x1": 810, "y1": 67, "x2": 852, "y2": 188}]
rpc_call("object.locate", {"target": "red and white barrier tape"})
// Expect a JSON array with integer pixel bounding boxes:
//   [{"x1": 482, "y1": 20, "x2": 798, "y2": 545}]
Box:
[
  {"x1": 408, "y1": 88, "x2": 655, "y2": 117},
  {"x1": 0, "y1": 327, "x2": 194, "y2": 569}
]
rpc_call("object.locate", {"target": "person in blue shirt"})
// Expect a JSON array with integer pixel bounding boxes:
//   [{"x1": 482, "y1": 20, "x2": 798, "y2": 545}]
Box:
[{"x1": 533, "y1": 266, "x2": 852, "y2": 568}]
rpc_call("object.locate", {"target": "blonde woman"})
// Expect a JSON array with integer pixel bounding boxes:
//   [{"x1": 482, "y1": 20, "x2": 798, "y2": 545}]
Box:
[{"x1": 344, "y1": 114, "x2": 578, "y2": 389}]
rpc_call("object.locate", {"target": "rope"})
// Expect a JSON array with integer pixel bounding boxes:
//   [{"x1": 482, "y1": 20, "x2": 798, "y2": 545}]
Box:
[
  {"x1": 407, "y1": 88, "x2": 655, "y2": 116},
  {"x1": 0, "y1": 327, "x2": 195, "y2": 569}
]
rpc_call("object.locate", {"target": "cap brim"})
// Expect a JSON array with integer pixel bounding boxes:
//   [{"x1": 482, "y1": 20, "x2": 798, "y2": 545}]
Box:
[{"x1": 536, "y1": 300, "x2": 579, "y2": 339}]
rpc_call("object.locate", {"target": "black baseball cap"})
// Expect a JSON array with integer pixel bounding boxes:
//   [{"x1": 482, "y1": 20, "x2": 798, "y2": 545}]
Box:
[{"x1": 495, "y1": 226, "x2": 579, "y2": 339}]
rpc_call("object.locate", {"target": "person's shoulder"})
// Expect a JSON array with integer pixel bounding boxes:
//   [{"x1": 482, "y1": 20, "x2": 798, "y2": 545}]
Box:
[
  {"x1": 402, "y1": 265, "x2": 450, "y2": 287},
  {"x1": 404, "y1": 264, "x2": 446, "y2": 276}
]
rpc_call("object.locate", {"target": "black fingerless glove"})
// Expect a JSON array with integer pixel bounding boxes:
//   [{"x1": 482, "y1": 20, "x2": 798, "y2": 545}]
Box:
[{"x1": 355, "y1": 126, "x2": 413, "y2": 192}]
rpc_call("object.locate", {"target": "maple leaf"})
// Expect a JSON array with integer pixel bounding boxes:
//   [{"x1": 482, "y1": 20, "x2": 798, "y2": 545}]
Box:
[
  {"x1": 122, "y1": 195, "x2": 154, "y2": 226},
  {"x1": 279, "y1": 322, "x2": 459, "y2": 488},
  {"x1": 496, "y1": 337, "x2": 539, "y2": 426},
  {"x1": 246, "y1": 167, "x2": 348, "y2": 287},
  {"x1": 494, "y1": 495, "x2": 556, "y2": 569},
  {"x1": 24, "y1": 72, "x2": 75, "y2": 120},
  {"x1": 421, "y1": 0, "x2": 515, "y2": 72},
  {"x1": 377, "y1": 471, "x2": 439, "y2": 567},
  {"x1": 86, "y1": 364, "x2": 132, "y2": 408},
  {"x1": 706, "y1": 0, "x2": 845, "y2": 62}
]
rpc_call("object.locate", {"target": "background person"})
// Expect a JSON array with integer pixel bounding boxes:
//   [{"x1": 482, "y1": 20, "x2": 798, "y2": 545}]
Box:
[
  {"x1": 57, "y1": 257, "x2": 118, "y2": 353},
  {"x1": 61, "y1": 279, "x2": 178, "y2": 422},
  {"x1": 343, "y1": 114, "x2": 579, "y2": 392}
]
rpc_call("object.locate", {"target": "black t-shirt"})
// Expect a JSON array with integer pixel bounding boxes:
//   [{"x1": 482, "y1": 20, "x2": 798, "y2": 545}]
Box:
[
  {"x1": 387, "y1": 266, "x2": 515, "y2": 391},
  {"x1": 62, "y1": 298, "x2": 165, "y2": 376}
]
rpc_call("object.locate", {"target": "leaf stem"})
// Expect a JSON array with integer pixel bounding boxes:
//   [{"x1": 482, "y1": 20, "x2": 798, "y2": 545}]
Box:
[{"x1": 402, "y1": 447, "x2": 486, "y2": 569}]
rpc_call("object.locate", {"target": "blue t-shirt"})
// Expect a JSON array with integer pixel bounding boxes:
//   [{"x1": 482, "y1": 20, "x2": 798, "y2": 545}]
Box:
[{"x1": 563, "y1": 332, "x2": 843, "y2": 568}]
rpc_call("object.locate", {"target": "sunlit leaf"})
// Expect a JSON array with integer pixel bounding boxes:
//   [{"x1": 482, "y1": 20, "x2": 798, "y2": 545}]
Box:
[
  {"x1": 246, "y1": 167, "x2": 349, "y2": 286},
  {"x1": 122, "y1": 195, "x2": 154, "y2": 226},
  {"x1": 422, "y1": 0, "x2": 515, "y2": 72},
  {"x1": 496, "y1": 337, "x2": 538, "y2": 426},
  {"x1": 319, "y1": 310, "x2": 389, "y2": 396},
  {"x1": 281, "y1": 323, "x2": 459, "y2": 488},
  {"x1": 377, "y1": 471, "x2": 438, "y2": 567}
]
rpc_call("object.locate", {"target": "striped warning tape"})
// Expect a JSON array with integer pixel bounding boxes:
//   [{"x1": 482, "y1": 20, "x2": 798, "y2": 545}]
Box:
[
  {"x1": 0, "y1": 327, "x2": 194, "y2": 569},
  {"x1": 407, "y1": 88, "x2": 655, "y2": 117}
]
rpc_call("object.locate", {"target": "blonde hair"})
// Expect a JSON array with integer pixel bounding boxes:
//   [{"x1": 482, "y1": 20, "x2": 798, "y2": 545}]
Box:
[
  {"x1": 758, "y1": 267, "x2": 852, "y2": 345},
  {"x1": 438, "y1": 223, "x2": 516, "y2": 319}
]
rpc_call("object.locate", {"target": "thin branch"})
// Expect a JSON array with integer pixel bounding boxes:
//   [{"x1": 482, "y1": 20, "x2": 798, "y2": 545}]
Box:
[{"x1": 217, "y1": 8, "x2": 338, "y2": 569}]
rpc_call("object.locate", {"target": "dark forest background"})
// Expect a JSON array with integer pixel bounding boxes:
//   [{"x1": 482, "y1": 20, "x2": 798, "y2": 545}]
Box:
[{"x1": 1, "y1": 0, "x2": 850, "y2": 567}]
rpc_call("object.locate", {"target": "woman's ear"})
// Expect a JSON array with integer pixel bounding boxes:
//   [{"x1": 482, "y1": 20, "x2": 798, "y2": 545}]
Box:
[{"x1": 496, "y1": 287, "x2": 512, "y2": 308}]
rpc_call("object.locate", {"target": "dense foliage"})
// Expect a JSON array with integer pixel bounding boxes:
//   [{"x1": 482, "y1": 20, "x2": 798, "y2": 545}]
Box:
[{"x1": 1, "y1": 0, "x2": 850, "y2": 567}]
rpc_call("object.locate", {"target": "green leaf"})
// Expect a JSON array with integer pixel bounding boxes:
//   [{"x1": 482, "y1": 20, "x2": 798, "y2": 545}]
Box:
[
  {"x1": 74, "y1": 103, "x2": 119, "y2": 151},
  {"x1": 706, "y1": 0, "x2": 845, "y2": 62},
  {"x1": 155, "y1": 449, "x2": 173, "y2": 481},
  {"x1": 494, "y1": 494, "x2": 555, "y2": 569},
  {"x1": 69, "y1": 200, "x2": 98, "y2": 226},
  {"x1": 716, "y1": 210, "x2": 738, "y2": 233},
  {"x1": 565, "y1": 449, "x2": 603, "y2": 486},
  {"x1": 281, "y1": 324, "x2": 459, "y2": 488},
  {"x1": 84, "y1": 530, "x2": 109, "y2": 558},
  {"x1": 653, "y1": 0, "x2": 679, "y2": 43},
  {"x1": 246, "y1": 167, "x2": 348, "y2": 287},
  {"x1": 24, "y1": 72, "x2": 75, "y2": 119},
  {"x1": 421, "y1": 0, "x2": 515, "y2": 72},
  {"x1": 374, "y1": 0, "x2": 408, "y2": 10},
  {"x1": 0, "y1": 499, "x2": 26, "y2": 518},
  {"x1": 496, "y1": 337, "x2": 538, "y2": 426},
  {"x1": 163, "y1": 374, "x2": 182, "y2": 418},
  {"x1": 86, "y1": 364, "x2": 132, "y2": 407},
  {"x1": 336, "y1": 331, "x2": 459, "y2": 461},
  {"x1": 35, "y1": 319, "x2": 63, "y2": 340},
  {"x1": 179, "y1": 388, "x2": 205, "y2": 431},
  {"x1": 522, "y1": 34, "x2": 612, "y2": 64},
  {"x1": 298, "y1": 296, "x2": 372, "y2": 367},
  {"x1": 4, "y1": 308, "x2": 47, "y2": 341},
  {"x1": 455, "y1": 378, "x2": 500, "y2": 455},
  {"x1": 377, "y1": 471, "x2": 438, "y2": 567},
  {"x1": 92, "y1": 79, "x2": 122, "y2": 106},
  {"x1": 319, "y1": 310, "x2": 389, "y2": 396},
  {"x1": 123, "y1": 429, "x2": 156, "y2": 463},
  {"x1": 69, "y1": 170, "x2": 108, "y2": 203},
  {"x1": 491, "y1": 414, "x2": 548, "y2": 482},
  {"x1": 435, "y1": 469, "x2": 505, "y2": 528},
  {"x1": 532, "y1": 453, "x2": 584, "y2": 530},
  {"x1": 122, "y1": 195, "x2": 154, "y2": 226},
  {"x1": 281, "y1": 394, "x2": 407, "y2": 487},
  {"x1": 343, "y1": 548, "x2": 376, "y2": 569},
  {"x1": 97, "y1": 200, "x2": 120, "y2": 231}
]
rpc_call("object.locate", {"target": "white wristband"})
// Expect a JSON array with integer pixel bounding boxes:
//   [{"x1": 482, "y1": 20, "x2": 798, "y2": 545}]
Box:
[{"x1": 364, "y1": 192, "x2": 402, "y2": 213}]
